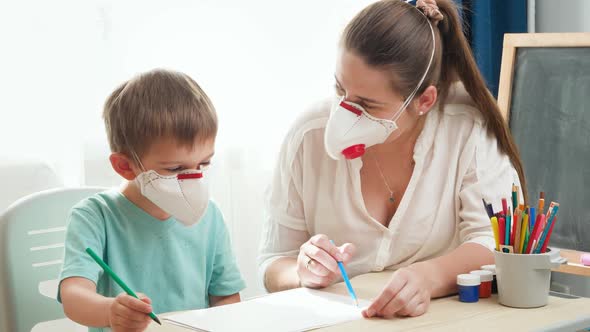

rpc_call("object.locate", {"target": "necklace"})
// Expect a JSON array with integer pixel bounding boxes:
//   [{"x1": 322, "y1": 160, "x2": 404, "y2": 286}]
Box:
[{"x1": 369, "y1": 151, "x2": 395, "y2": 203}]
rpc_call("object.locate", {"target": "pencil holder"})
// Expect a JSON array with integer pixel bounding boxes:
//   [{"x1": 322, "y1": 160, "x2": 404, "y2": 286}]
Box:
[{"x1": 494, "y1": 248, "x2": 561, "y2": 308}]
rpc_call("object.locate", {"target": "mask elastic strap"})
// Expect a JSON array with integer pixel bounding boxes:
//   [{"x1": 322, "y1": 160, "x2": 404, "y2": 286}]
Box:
[
  {"x1": 118, "y1": 122, "x2": 147, "y2": 173},
  {"x1": 129, "y1": 150, "x2": 147, "y2": 173},
  {"x1": 389, "y1": 16, "x2": 436, "y2": 121}
]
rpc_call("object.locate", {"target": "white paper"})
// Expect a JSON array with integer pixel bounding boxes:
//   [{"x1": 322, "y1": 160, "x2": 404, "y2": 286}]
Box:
[{"x1": 164, "y1": 288, "x2": 370, "y2": 332}]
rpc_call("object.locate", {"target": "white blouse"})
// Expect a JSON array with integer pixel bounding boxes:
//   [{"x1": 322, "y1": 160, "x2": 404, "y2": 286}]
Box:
[{"x1": 258, "y1": 84, "x2": 521, "y2": 287}]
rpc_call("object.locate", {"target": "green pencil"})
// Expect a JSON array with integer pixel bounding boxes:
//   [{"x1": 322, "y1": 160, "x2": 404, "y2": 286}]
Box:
[
  {"x1": 511, "y1": 185, "x2": 518, "y2": 214},
  {"x1": 85, "y1": 248, "x2": 161, "y2": 325}
]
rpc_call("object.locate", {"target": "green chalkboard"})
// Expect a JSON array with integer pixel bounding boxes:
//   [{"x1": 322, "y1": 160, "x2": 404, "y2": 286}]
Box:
[{"x1": 509, "y1": 47, "x2": 590, "y2": 252}]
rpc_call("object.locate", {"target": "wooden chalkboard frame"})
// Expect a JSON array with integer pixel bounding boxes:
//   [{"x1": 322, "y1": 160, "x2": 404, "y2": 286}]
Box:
[
  {"x1": 496, "y1": 32, "x2": 590, "y2": 277},
  {"x1": 497, "y1": 33, "x2": 590, "y2": 121}
]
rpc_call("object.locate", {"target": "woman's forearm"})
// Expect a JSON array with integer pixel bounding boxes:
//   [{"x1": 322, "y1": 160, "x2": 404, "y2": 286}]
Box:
[
  {"x1": 408, "y1": 243, "x2": 494, "y2": 298},
  {"x1": 264, "y1": 257, "x2": 300, "y2": 292}
]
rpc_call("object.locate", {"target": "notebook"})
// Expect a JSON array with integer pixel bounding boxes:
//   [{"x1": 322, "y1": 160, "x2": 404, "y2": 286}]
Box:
[{"x1": 164, "y1": 288, "x2": 370, "y2": 332}]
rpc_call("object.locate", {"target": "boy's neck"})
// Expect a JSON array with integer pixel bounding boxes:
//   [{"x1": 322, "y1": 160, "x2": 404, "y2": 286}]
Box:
[{"x1": 121, "y1": 181, "x2": 172, "y2": 221}]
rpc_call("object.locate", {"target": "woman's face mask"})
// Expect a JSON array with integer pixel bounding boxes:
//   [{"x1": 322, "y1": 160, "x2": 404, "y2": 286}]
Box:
[{"x1": 324, "y1": 97, "x2": 403, "y2": 160}]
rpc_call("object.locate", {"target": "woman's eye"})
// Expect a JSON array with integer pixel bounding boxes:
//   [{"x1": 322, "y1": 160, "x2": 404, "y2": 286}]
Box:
[{"x1": 166, "y1": 166, "x2": 185, "y2": 172}]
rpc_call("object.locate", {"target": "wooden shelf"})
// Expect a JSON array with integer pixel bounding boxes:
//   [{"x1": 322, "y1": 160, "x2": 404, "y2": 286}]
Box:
[{"x1": 553, "y1": 249, "x2": 590, "y2": 277}]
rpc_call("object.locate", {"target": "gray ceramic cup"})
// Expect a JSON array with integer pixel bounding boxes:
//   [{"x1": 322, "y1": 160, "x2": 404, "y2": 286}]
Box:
[{"x1": 494, "y1": 249, "x2": 562, "y2": 308}]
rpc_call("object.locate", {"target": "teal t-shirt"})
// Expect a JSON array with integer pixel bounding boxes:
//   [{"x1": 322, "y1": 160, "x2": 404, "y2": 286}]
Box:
[{"x1": 58, "y1": 190, "x2": 245, "y2": 332}]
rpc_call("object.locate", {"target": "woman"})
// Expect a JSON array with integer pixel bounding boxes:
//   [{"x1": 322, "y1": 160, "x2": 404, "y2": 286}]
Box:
[{"x1": 258, "y1": 0, "x2": 526, "y2": 318}]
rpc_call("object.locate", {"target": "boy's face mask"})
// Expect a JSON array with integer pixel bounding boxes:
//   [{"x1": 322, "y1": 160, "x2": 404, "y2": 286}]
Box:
[{"x1": 132, "y1": 155, "x2": 210, "y2": 227}]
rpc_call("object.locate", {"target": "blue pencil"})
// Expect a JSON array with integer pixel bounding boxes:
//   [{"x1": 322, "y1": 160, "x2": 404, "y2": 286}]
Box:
[{"x1": 330, "y1": 240, "x2": 358, "y2": 306}]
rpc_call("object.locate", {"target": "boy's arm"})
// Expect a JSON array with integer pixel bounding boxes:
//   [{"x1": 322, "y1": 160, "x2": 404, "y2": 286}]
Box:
[
  {"x1": 206, "y1": 204, "x2": 247, "y2": 307},
  {"x1": 61, "y1": 277, "x2": 153, "y2": 330},
  {"x1": 209, "y1": 293, "x2": 241, "y2": 307},
  {"x1": 61, "y1": 277, "x2": 111, "y2": 327}
]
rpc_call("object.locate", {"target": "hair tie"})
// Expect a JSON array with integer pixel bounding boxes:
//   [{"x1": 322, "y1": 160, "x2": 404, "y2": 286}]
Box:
[{"x1": 415, "y1": 0, "x2": 444, "y2": 25}]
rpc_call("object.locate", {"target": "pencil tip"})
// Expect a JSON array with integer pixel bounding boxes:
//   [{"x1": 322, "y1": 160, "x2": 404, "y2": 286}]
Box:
[{"x1": 154, "y1": 316, "x2": 162, "y2": 325}]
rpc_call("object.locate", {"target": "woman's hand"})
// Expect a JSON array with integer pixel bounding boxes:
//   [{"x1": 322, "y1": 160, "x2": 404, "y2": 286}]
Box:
[
  {"x1": 297, "y1": 234, "x2": 355, "y2": 288},
  {"x1": 362, "y1": 267, "x2": 431, "y2": 318}
]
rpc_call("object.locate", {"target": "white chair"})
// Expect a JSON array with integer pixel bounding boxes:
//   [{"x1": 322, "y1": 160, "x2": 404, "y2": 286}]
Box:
[
  {"x1": 0, "y1": 158, "x2": 63, "y2": 213},
  {"x1": 0, "y1": 187, "x2": 105, "y2": 332}
]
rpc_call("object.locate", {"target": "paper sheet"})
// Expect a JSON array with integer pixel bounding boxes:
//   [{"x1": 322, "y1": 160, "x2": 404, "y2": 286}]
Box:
[{"x1": 164, "y1": 288, "x2": 370, "y2": 332}]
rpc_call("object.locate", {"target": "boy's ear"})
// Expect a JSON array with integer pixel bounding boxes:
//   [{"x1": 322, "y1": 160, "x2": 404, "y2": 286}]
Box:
[{"x1": 109, "y1": 153, "x2": 138, "y2": 181}]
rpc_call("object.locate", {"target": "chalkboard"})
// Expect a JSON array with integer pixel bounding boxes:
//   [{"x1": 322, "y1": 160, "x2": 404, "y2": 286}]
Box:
[{"x1": 498, "y1": 34, "x2": 590, "y2": 252}]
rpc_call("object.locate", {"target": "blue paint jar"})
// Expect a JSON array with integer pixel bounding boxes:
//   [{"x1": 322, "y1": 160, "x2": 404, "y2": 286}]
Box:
[{"x1": 457, "y1": 274, "x2": 480, "y2": 303}]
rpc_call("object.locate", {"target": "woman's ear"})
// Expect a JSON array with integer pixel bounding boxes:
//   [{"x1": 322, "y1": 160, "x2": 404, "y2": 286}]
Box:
[
  {"x1": 414, "y1": 85, "x2": 438, "y2": 116},
  {"x1": 109, "y1": 153, "x2": 138, "y2": 181}
]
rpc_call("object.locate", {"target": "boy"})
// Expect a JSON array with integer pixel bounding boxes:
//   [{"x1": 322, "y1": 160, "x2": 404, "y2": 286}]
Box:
[{"x1": 58, "y1": 69, "x2": 245, "y2": 332}]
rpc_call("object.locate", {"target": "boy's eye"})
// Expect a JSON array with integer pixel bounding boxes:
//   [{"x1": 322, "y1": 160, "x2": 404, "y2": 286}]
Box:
[{"x1": 166, "y1": 166, "x2": 185, "y2": 172}]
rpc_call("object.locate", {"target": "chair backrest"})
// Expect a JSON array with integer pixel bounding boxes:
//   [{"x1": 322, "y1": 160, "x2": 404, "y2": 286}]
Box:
[
  {"x1": 0, "y1": 187, "x2": 106, "y2": 332},
  {"x1": 0, "y1": 158, "x2": 63, "y2": 213}
]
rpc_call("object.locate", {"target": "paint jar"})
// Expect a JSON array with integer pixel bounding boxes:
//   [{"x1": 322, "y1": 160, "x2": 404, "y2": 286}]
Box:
[
  {"x1": 457, "y1": 274, "x2": 480, "y2": 303},
  {"x1": 470, "y1": 270, "x2": 493, "y2": 298},
  {"x1": 481, "y1": 264, "x2": 497, "y2": 294},
  {"x1": 581, "y1": 253, "x2": 590, "y2": 266}
]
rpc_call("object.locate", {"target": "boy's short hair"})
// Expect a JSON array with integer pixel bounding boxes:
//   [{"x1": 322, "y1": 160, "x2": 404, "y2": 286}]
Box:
[{"x1": 103, "y1": 69, "x2": 217, "y2": 159}]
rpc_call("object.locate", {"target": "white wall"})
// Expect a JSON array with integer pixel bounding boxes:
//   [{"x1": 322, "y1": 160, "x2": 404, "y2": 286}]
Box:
[
  {"x1": 0, "y1": 0, "x2": 377, "y2": 311},
  {"x1": 532, "y1": 0, "x2": 590, "y2": 32}
]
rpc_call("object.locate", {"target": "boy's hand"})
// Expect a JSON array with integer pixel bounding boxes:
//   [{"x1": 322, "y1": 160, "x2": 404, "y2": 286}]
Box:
[{"x1": 108, "y1": 292, "x2": 153, "y2": 332}]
